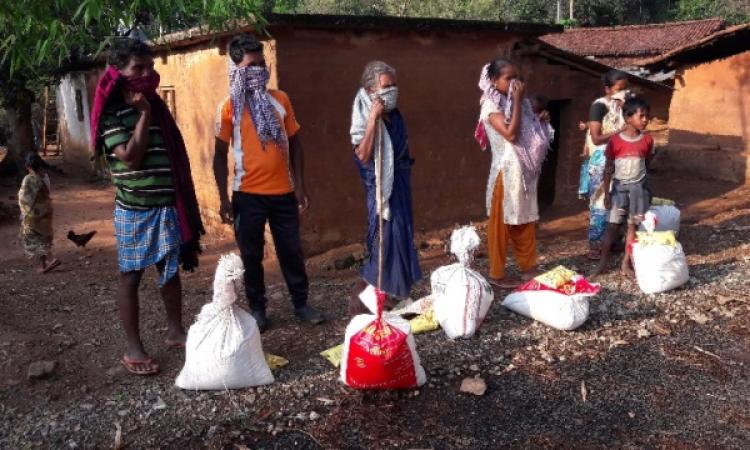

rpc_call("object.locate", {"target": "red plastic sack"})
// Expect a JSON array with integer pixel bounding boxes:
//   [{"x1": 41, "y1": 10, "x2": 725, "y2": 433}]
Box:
[
  {"x1": 341, "y1": 288, "x2": 426, "y2": 389},
  {"x1": 344, "y1": 318, "x2": 418, "y2": 389}
]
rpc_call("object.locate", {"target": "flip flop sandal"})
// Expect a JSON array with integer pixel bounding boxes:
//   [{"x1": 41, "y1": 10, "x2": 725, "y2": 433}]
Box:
[
  {"x1": 165, "y1": 340, "x2": 186, "y2": 350},
  {"x1": 41, "y1": 259, "x2": 61, "y2": 274},
  {"x1": 489, "y1": 278, "x2": 521, "y2": 289},
  {"x1": 121, "y1": 356, "x2": 160, "y2": 376}
]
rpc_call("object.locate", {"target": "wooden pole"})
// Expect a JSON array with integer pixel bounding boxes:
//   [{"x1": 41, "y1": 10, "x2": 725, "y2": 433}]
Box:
[
  {"x1": 375, "y1": 122, "x2": 384, "y2": 296},
  {"x1": 569, "y1": 0, "x2": 574, "y2": 20},
  {"x1": 41, "y1": 86, "x2": 49, "y2": 156}
]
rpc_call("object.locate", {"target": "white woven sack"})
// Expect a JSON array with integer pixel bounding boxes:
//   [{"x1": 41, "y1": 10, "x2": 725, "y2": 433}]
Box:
[
  {"x1": 632, "y1": 241, "x2": 689, "y2": 294},
  {"x1": 431, "y1": 226, "x2": 494, "y2": 339},
  {"x1": 502, "y1": 290, "x2": 590, "y2": 331},
  {"x1": 339, "y1": 314, "x2": 427, "y2": 387},
  {"x1": 431, "y1": 265, "x2": 494, "y2": 338},
  {"x1": 176, "y1": 253, "x2": 274, "y2": 390},
  {"x1": 639, "y1": 205, "x2": 681, "y2": 236}
]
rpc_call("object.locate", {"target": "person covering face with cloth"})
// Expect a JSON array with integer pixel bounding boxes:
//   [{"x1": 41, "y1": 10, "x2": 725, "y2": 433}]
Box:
[
  {"x1": 90, "y1": 38, "x2": 205, "y2": 376},
  {"x1": 475, "y1": 58, "x2": 553, "y2": 288},
  {"x1": 213, "y1": 34, "x2": 324, "y2": 333},
  {"x1": 349, "y1": 61, "x2": 422, "y2": 315}
]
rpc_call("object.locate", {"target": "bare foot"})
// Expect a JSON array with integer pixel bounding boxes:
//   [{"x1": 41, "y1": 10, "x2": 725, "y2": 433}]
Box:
[
  {"x1": 621, "y1": 264, "x2": 635, "y2": 279},
  {"x1": 589, "y1": 265, "x2": 607, "y2": 279},
  {"x1": 39, "y1": 258, "x2": 61, "y2": 273}
]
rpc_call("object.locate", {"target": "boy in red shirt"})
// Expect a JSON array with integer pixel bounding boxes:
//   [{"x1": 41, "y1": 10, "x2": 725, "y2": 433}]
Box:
[{"x1": 592, "y1": 97, "x2": 655, "y2": 278}]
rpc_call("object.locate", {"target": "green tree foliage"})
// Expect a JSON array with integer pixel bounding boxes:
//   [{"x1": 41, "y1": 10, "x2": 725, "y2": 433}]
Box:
[
  {"x1": 0, "y1": 0, "x2": 265, "y2": 174},
  {"x1": 671, "y1": 0, "x2": 749, "y2": 23},
  {"x1": 270, "y1": 0, "x2": 749, "y2": 25}
]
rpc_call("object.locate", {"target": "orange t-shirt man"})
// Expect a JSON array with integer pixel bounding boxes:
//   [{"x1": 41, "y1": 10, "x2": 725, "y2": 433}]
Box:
[{"x1": 215, "y1": 90, "x2": 301, "y2": 194}]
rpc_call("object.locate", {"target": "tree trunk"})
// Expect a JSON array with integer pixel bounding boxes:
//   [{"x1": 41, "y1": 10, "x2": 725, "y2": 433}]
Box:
[{"x1": 4, "y1": 86, "x2": 36, "y2": 178}]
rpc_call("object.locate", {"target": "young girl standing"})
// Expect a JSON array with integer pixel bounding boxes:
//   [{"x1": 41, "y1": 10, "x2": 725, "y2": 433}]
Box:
[
  {"x1": 18, "y1": 153, "x2": 60, "y2": 273},
  {"x1": 585, "y1": 70, "x2": 630, "y2": 260}
]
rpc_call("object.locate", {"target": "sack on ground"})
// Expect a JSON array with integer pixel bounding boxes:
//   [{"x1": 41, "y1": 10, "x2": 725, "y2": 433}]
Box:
[
  {"x1": 502, "y1": 266, "x2": 599, "y2": 331},
  {"x1": 340, "y1": 288, "x2": 426, "y2": 389},
  {"x1": 632, "y1": 229, "x2": 689, "y2": 294},
  {"x1": 431, "y1": 226, "x2": 494, "y2": 339},
  {"x1": 176, "y1": 253, "x2": 273, "y2": 390},
  {"x1": 639, "y1": 203, "x2": 680, "y2": 236}
]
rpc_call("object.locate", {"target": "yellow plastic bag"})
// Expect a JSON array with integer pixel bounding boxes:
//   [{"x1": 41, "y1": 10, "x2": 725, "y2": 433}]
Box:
[
  {"x1": 320, "y1": 344, "x2": 343, "y2": 368},
  {"x1": 409, "y1": 309, "x2": 440, "y2": 335},
  {"x1": 264, "y1": 353, "x2": 289, "y2": 370},
  {"x1": 636, "y1": 230, "x2": 677, "y2": 247},
  {"x1": 534, "y1": 266, "x2": 577, "y2": 289}
]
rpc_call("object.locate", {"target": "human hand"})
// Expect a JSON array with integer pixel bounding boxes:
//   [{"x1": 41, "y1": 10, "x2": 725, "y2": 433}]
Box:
[
  {"x1": 369, "y1": 96, "x2": 384, "y2": 121},
  {"x1": 578, "y1": 121, "x2": 587, "y2": 131},
  {"x1": 295, "y1": 188, "x2": 310, "y2": 215},
  {"x1": 219, "y1": 199, "x2": 233, "y2": 224},
  {"x1": 538, "y1": 110, "x2": 550, "y2": 122},
  {"x1": 511, "y1": 80, "x2": 525, "y2": 101},
  {"x1": 124, "y1": 91, "x2": 150, "y2": 113}
]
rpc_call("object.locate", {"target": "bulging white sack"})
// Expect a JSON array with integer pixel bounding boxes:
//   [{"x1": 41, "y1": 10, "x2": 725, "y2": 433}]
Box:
[
  {"x1": 431, "y1": 226, "x2": 494, "y2": 339},
  {"x1": 502, "y1": 290, "x2": 590, "y2": 331},
  {"x1": 639, "y1": 205, "x2": 681, "y2": 236},
  {"x1": 632, "y1": 241, "x2": 689, "y2": 294},
  {"x1": 501, "y1": 266, "x2": 599, "y2": 331},
  {"x1": 176, "y1": 253, "x2": 273, "y2": 390}
]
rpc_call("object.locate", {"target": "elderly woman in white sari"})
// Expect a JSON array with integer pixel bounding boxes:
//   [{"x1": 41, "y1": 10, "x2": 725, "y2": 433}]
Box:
[{"x1": 475, "y1": 58, "x2": 553, "y2": 288}]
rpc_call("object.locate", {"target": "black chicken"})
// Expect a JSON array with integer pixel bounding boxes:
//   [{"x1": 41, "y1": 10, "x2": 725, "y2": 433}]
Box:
[{"x1": 67, "y1": 230, "x2": 97, "y2": 247}]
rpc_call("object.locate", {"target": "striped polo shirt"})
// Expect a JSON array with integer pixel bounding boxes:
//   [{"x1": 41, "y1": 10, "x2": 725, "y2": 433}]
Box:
[{"x1": 100, "y1": 100, "x2": 175, "y2": 209}]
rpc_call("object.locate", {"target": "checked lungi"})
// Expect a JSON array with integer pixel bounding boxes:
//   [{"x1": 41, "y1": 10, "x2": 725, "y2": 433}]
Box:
[{"x1": 114, "y1": 205, "x2": 180, "y2": 286}]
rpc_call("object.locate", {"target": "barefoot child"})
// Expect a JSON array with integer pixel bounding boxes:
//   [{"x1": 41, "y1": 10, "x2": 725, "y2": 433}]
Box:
[
  {"x1": 18, "y1": 153, "x2": 61, "y2": 273},
  {"x1": 592, "y1": 97, "x2": 655, "y2": 277}
]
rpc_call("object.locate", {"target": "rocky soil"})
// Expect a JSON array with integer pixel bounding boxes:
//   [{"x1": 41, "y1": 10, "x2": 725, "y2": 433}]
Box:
[{"x1": 1, "y1": 164, "x2": 748, "y2": 449}]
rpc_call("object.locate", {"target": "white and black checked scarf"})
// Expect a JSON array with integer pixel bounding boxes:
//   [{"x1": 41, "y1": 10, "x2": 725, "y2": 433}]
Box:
[{"x1": 229, "y1": 64, "x2": 283, "y2": 146}]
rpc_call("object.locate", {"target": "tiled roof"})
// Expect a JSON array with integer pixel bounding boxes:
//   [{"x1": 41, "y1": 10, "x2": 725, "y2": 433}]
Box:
[{"x1": 540, "y1": 18, "x2": 726, "y2": 61}]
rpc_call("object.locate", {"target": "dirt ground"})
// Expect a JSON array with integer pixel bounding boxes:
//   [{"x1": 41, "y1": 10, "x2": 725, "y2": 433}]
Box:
[{"x1": 1, "y1": 159, "x2": 749, "y2": 449}]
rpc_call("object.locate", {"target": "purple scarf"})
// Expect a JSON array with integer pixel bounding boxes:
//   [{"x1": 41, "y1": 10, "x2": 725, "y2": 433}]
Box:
[{"x1": 229, "y1": 65, "x2": 283, "y2": 146}]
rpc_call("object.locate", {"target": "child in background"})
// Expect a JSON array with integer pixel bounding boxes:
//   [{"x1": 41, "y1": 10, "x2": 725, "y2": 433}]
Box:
[
  {"x1": 529, "y1": 94, "x2": 555, "y2": 142},
  {"x1": 592, "y1": 97, "x2": 655, "y2": 278},
  {"x1": 18, "y1": 153, "x2": 60, "y2": 273},
  {"x1": 577, "y1": 121, "x2": 590, "y2": 199}
]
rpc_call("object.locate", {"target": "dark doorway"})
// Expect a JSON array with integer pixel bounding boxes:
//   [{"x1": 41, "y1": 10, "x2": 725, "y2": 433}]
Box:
[{"x1": 538, "y1": 99, "x2": 568, "y2": 208}]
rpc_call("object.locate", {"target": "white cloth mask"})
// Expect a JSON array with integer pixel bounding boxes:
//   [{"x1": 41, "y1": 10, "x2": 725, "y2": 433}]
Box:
[{"x1": 377, "y1": 86, "x2": 399, "y2": 112}]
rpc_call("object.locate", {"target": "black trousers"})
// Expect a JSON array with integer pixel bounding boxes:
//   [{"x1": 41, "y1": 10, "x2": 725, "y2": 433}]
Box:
[{"x1": 232, "y1": 191, "x2": 309, "y2": 311}]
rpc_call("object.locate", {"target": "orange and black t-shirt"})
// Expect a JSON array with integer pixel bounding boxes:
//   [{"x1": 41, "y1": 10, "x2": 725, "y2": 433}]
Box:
[{"x1": 215, "y1": 90, "x2": 301, "y2": 194}]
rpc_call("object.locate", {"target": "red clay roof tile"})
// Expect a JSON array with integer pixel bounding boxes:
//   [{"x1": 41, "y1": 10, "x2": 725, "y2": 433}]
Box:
[{"x1": 540, "y1": 18, "x2": 726, "y2": 61}]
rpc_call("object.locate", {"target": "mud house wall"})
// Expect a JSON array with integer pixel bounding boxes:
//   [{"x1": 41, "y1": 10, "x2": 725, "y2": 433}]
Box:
[
  {"x1": 273, "y1": 27, "x2": 585, "y2": 254},
  {"x1": 272, "y1": 27, "x2": 671, "y2": 253},
  {"x1": 58, "y1": 73, "x2": 94, "y2": 172},
  {"x1": 663, "y1": 50, "x2": 750, "y2": 184}
]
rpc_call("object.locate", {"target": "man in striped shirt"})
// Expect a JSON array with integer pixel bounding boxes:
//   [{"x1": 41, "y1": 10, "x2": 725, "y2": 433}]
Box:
[{"x1": 93, "y1": 39, "x2": 199, "y2": 376}]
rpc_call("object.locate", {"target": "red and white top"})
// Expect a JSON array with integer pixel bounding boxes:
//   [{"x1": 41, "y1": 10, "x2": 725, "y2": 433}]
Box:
[{"x1": 605, "y1": 132, "x2": 655, "y2": 183}]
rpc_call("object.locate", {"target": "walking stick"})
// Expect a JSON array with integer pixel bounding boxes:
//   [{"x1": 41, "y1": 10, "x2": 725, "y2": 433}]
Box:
[{"x1": 374, "y1": 121, "x2": 385, "y2": 317}]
